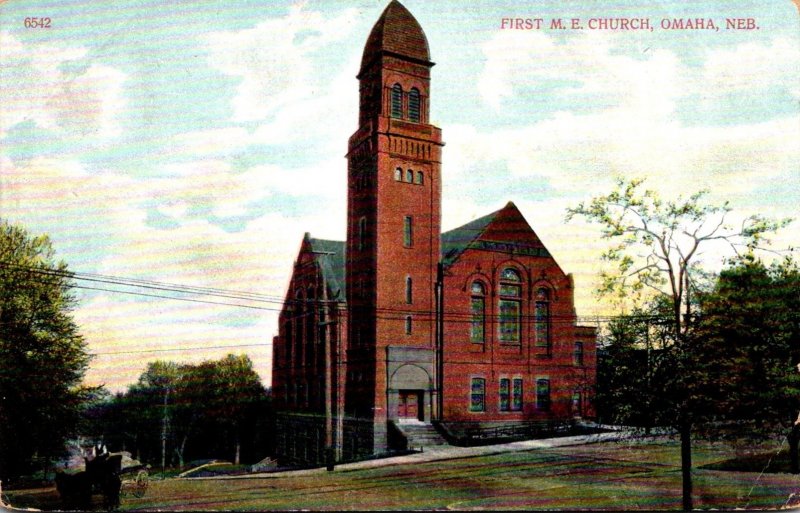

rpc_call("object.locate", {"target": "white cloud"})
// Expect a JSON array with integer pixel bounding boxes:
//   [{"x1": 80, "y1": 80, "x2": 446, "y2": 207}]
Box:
[
  {"x1": 205, "y1": 5, "x2": 358, "y2": 122},
  {"x1": 156, "y1": 160, "x2": 274, "y2": 219},
  {"x1": 479, "y1": 30, "x2": 681, "y2": 118},
  {"x1": 0, "y1": 31, "x2": 126, "y2": 139},
  {"x1": 700, "y1": 37, "x2": 800, "y2": 98}
]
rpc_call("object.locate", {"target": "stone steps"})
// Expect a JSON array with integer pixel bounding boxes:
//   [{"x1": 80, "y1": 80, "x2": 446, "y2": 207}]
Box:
[{"x1": 397, "y1": 423, "x2": 449, "y2": 448}]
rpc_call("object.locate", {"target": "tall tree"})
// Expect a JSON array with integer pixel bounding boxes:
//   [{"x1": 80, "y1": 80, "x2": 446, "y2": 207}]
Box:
[
  {"x1": 91, "y1": 354, "x2": 271, "y2": 469},
  {"x1": 596, "y1": 303, "x2": 675, "y2": 431},
  {"x1": 567, "y1": 178, "x2": 791, "y2": 510},
  {"x1": 0, "y1": 220, "x2": 93, "y2": 481},
  {"x1": 695, "y1": 257, "x2": 800, "y2": 471}
]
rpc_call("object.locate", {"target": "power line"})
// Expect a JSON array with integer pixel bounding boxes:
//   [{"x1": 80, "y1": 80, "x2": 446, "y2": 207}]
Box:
[
  {"x1": 2, "y1": 261, "x2": 671, "y2": 325},
  {"x1": 92, "y1": 342, "x2": 272, "y2": 356}
]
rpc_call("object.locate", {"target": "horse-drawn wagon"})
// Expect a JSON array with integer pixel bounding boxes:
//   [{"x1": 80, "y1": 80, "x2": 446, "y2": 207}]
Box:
[{"x1": 55, "y1": 444, "x2": 149, "y2": 510}]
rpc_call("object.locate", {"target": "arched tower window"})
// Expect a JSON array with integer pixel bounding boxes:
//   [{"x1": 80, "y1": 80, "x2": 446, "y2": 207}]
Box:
[
  {"x1": 394, "y1": 167, "x2": 402, "y2": 181},
  {"x1": 535, "y1": 288, "x2": 551, "y2": 352},
  {"x1": 470, "y1": 281, "x2": 485, "y2": 343},
  {"x1": 415, "y1": 171, "x2": 424, "y2": 185},
  {"x1": 499, "y1": 268, "x2": 522, "y2": 344},
  {"x1": 391, "y1": 83, "x2": 403, "y2": 118},
  {"x1": 406, "y1": 169, "x2": 413, "y2": 182},
  {"x1": 408, "y1": 87, "x2": 420, "y2": 122}
]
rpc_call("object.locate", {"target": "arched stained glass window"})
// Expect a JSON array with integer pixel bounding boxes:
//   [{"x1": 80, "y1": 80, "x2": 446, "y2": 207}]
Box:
[{"x1": 499, "y1": 268, "x2": 522, "y2": 343}]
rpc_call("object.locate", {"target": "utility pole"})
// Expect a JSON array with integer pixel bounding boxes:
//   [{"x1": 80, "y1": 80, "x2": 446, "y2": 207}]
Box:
[
  {"x1": 161, "y1": 387, "x2": 169, "y2": 474},
  {"x1": 308, "y1": 249, "x2": 337, "y2": 471}
]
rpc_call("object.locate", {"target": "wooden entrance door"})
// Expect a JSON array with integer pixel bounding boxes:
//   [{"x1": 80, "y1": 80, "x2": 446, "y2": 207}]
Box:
[{"x1": 398, "y1": 390, "x2": 421, "y2": 420}]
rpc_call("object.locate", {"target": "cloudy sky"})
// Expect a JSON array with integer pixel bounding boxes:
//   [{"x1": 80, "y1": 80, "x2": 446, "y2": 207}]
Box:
[{"x1": 1, "y1": 0, "x2": 798, "y2": 393}]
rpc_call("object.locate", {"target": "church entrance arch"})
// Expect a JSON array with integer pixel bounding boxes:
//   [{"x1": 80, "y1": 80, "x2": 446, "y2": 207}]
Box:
[{"x1": 388, "y1": 363, "x2": 431, "y2": 422}]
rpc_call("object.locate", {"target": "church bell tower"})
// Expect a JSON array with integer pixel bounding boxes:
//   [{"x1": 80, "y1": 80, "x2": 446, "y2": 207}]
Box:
[{"x1": 345, "y1": 0, "x2": 443, "y2": 456}]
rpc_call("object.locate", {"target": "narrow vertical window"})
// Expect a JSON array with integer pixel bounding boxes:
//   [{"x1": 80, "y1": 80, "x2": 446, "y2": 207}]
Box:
[
  {"x1": 305, "y1": 287, "x2": 315, "y2": 368},
  {"x1": 405, "y1": 315, "x2": 412, "y2": 335},
  {"x1": 394, "y1": 167, "x2": 402, "y2": 181},
  {"x1": 574, "y1": 341, "x2": 584, "y2": 366},
  {"x1": 406, "y1": 169, "x2": 413, "y2": 182},
  {"x1": 535, "y1": 288, "x2": 551, "y2": 351},
  {"x1": 470, "y1": 281, "x2": 485, "y2": 343},
  {"x1": 408, "y1": 87, "x2": 420, "y2": 122},
  {"x1": 536, "y1": 379, "x2": 551, "y2": 411},
  {"x1": 405, "y1": 276, "x2": 413, "y2": 304},
  {"x1": 499, "y1": 378, "x2": 510, "y2": 411},
  {"x1": 470, "y1": 378, "x2": 486, "y2": 412},
  {"x1": 572, "y1": 391, "x2": 583, "y2": 416},
  {"x1": 512, "y1": 378, "x2": 523, "y2": 411},
  {"x1": 284, "y1": 320, "x2": 293, "y2": 365},
  {"x1": 294, "y1": 291, "x2": 303, "y2": 369},
  {"x1": 358, "y1": 216, "x2": 366, "y2": 251},
  {"x1": 391, "y1": 83, "x2": 403, "y2": 118},
  {"x1": 403, "y1": 216, "x2": 413, "y2": 247},
  {"x1": 415, "y1": 171, "x2": 424, "y2": 185},
  {"x1": 499, "y1": 268, "x2": 522, "y2": 344}
]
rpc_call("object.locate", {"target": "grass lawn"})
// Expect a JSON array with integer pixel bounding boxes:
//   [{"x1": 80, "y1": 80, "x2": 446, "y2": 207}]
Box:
[{"x1": 6, "y1": 438, "x2": 800, "y2": 511}]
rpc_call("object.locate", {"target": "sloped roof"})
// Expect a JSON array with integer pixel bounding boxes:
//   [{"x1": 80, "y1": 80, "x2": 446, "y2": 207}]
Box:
[
  {"x1": 440, "y1": 201, "x2": 551, "y2": 267},
  {"x1": 360, "y1": 0, "x2": 431, "y2": 74},
  {"x1": 306, "y1": 237, "x2": 346, "y2": 300},
  {"x1": 441, "y1": 209, "x2": 500, "y2": 266}
]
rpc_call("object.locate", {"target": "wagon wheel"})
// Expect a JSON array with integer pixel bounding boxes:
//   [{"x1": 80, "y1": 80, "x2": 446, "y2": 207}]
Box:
[{"x1": 132, "y1": 470, "x2": 149, "y2": 498}]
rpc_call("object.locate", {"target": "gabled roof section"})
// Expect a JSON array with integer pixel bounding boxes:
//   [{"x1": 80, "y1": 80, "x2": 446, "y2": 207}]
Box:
[
  {"x1": 305, "y1": 235, "x2": 346, "y2": 300},
  {"x1": 441, "y1": 202, "x2": 551, "y2": 267},
  {"x1": 360, "y1": 0, "x2": 432, "y2": 74}
]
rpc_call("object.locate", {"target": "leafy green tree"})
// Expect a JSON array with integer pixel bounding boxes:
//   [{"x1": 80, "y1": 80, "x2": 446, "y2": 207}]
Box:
[
  {"x1": 0, "y1": 220, "x2": 93, "y2": 481},
  {"x1": 90, "y1": 354, "x2": 271, "y2": 469},
  {"x1": 597, "y1": 304, "x2": 675, "y2": 431},
  {"x1": 567, "y1": 178, "x2": 791, "y2": 510},
  {"x1": 694, "y1": 257, "x2": 800, "y2": 471}
]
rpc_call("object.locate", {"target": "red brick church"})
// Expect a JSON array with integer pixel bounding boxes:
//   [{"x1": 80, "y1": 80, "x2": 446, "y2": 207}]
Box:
[{"x1": 271, "y1": 0, "x2": 596, "y2": 465}]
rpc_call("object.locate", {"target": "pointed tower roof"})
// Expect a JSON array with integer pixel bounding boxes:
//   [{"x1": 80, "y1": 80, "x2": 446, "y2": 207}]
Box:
[
  {"x1": 441, "y1": 202, "x2": 552, "y2": 266},
  {"x1": 360, "y1": 0, "x2": 432, "y2": 74}
]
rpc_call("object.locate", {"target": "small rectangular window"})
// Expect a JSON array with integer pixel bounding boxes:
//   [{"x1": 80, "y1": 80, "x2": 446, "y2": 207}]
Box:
[
  {"x1": 536, "y1": 379, "x2": 550, "y2": 411},
  {"x1": 572, "y1": 391, "x2": 583, "y2": 416},
  {"x1": 470, "y1": 378, "x2": 485, "y2": 412},
  {"x1": 499, "y1": 284, "x2": 521, "y2": 297},
  {"x1": 405, "y1": 315, "x2": 412, "y2": 335},
  {"x1": 574, "y1": 342, "x2": 584, "y2": 366},
  {"x1": 403, "y1": 216, "x2": 413, "y2": 247},
  {"x1": 512, "y1": 378, "x2": 523, "y2": 411},
  {"x1": 499, "y1": 378, "x2": 510, "y2": 411}
]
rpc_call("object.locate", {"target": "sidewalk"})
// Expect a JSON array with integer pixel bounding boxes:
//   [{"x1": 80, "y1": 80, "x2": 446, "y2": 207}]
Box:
[{"x1": 199, "y1": 427, "x2": 638, "y2": 481}]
